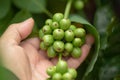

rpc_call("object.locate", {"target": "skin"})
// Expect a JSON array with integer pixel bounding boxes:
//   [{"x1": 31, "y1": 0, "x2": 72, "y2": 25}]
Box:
[{"x1": 0, "y1": 18, "x2": 94, "y2": 80}]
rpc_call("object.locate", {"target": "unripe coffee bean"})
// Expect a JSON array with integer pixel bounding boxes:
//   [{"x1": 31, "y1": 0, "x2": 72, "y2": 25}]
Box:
[
  {"x1": 53, "y1": 13, "x2": 64, "y2": 22},
  {"x1": 74, "y1": 28, "x2": 86, "y2": 38},
  {"x1": 53, "y1": 29, "x2": 64, "y2": 40},
  {"x1": 56, "y1": 60, "x2": 68, "y2": 74},
  {"x1": 65, "y1": 30, "x2": 74, "y2": 42},
  {"x1": 45, "y1": 19, "x2": 52, "y2": 26},
  {"x1": 71, "y1": 47, "x2": 82, "y2": 58},
  {"x1": 47, "y1": 46, "x2": 56, "y2": 58},
  {"x1": 60, "y1": 19, "x2": 71, "y2": 30},
  {"x1": 43, "y1": 35, "x2": 54, "y2": 46},
  {"x1": 53, "y1": 41, "x2": 64, "y2": 52},
  {"x1": 42, "y1": 25, "x2": 52, "y2": 34}
]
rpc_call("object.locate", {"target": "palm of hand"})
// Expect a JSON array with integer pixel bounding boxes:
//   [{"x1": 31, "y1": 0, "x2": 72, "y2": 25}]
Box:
[{"x1": 20, "y1": 38, "x2": 54, "y2": 80}]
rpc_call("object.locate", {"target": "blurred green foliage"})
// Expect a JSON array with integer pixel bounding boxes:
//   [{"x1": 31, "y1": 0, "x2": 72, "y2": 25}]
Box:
[{"x1": 0, "y1": 0, "x2": 120, "y2": 80}]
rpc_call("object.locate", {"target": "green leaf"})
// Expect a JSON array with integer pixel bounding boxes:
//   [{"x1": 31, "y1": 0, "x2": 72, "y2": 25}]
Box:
[
  {"x1": 47, "y1": 0, "x2": 66, "y2": 13},
  {"x1": 10, "y1": 10, "x2": 32, "y2": 23},
  {"x1": 12, "y1": 0, "x2": 46, "y2": 13},
  {"x1": 70, "y1": 15, "x2": 100, "y2": 80},
  {"x1": 99, "y1": 56, "x2": 120, "y2": 80},
  {"x1": 94, "y1": 5, "x2": 114, "y2": 49},
  {"x1": 94, "y1": 5, "x2": 113, "y2": 35},
  {"x1": 0, "y1": 0, "x2": 11, "y2": 19},
  {"x1": 95, "y1": 0, "x2": 110, "y2": 7},
  {"x1": 103, "y1": 19, "x2": 120, "y2": 59},
  {"x1": 97, "y1": 18, "x2": 120, "y2": 80},
  {"x1": 10, "y1": 10, "x2": 38, "y2": 37},
  {"x1": 0, "y1": 10, "x2": 14, "y2": 36}
]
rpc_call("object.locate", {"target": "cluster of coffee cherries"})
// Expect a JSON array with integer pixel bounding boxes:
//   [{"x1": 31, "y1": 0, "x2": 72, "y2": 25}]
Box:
[
  {"x1": 39, "y1": 13, "x2": 86, "y2": 80},
  {"x1": 39, "y1": 13, "x2": 86, "y2": 58},
  {"x1": 47, "y1": 60, "x2": 77, "y2": 80}
]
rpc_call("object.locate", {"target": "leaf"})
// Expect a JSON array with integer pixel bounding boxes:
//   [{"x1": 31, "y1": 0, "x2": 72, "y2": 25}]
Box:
[
  {"x1": 0, "y1": 0, "x2": 11, "y2": 19},
  {"x1": 103, "y1": 19, "x2": 120, "y2": 59},
  {"x1": 12, "y1": 0, "x2": 46, "y2": 13},
  {"x1": 32, "y1": 13, "x2": 47, "y2": 29},
  {"x1": 70, "y1": 15, "x2": 100, "y2": 80},
  {"x1": 0, "y1": 10, "x2": 14, "y2": 36},
  {"x1": 94, "y1": 5, "x2": 114, "y2": 49},
  {"x1": 94, "y1": 5, "x2": 113, "y2": 35},
  {"x1": 10, "y1": 10, "x2": 32, "y2": 23},
  {"x1": 10, "y1": 10, "x2": 39, "y2": 37},
  {"x1": 47, "y1": 0, "x2": 66, "y2": 13},
  {"x1": 99, "y1": 56, "x2": 120, "y2": 80},
  {"x1": 95, "y1": 0, "x2": 110, "y2": 7},
  {"x1": 107, "y1": 19, "x2": 120, "y2": 44}
]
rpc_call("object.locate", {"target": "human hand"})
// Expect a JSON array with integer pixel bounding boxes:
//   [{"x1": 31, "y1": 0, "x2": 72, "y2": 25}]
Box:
[{"x1": 0, "y1": 18, "x2": 94, "y2": 80}]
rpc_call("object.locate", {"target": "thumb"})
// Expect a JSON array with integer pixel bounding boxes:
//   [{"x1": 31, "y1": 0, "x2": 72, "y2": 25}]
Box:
[{"x1": 1, "y1": 18, "x2": 34, "y2": 45}]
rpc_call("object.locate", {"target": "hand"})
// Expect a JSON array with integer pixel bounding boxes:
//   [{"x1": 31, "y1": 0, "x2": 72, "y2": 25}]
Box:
[{"x1": 0, "y1": 18, "x2": 94, "y2": 80}]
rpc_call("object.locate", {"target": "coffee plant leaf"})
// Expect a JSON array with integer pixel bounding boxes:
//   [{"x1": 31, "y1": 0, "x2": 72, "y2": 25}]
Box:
[
  {"x1": 99, "y1": 56, "x2": 120, "y2": 80},
  {"x1": 0, "y1": 10, "x2": 14, "y2": 36},
  {"x1": 0, "y1": 0, "x2": 11, "y2": 19},
  {"x1": 12, "y1": 0, "x2": 46, "y2": 13}
]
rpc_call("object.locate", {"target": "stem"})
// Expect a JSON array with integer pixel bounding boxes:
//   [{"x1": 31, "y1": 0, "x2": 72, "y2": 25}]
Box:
[
  {"x1": 59, "y1": 53, "x2": 62, "y2": 61},
  {"x1": 64, "y1": 0, "x2": 73, "y2": 19},
  {"x1": 44, "y1": 10, "x2": 53, "y2": 18}
]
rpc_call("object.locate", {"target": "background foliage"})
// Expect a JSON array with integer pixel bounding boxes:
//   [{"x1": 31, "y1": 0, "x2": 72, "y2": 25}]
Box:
[{"x1": 0, "y1": 0, "x2": 120, "y2": 80}]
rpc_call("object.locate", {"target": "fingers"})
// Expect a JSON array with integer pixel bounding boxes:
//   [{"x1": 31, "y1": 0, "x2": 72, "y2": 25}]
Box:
[
  {"x1": 85, "y1": 34, "x2": 95, "y2": 46},
  {"x1": 0, "y1": 18, "x2": 34, "y2": 45},
  {"x1": 38, "y1": 50, "x2": 48, "y2": 59},
  {"x1": 67, "y1": 34, "x2": 94, "y2": 69}
]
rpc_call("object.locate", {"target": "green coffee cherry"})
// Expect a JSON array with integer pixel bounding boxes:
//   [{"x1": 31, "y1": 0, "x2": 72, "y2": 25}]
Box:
[
  {"x1": 53, "y1": 41, "x2": 64, "y2": 52},
  {"x1": 68, "y1": 68, "x2": 77, "y2": 79},
  {"x1": 51, "y1": 22, "x2": 59, "y2": 30},
  {"x1": 71, "y1": 47, "x2": 82, "y2": 58},
  {"x1": 42, "y1": 25, "x2": 52, "y2": 34},
  {"x1": 53, "y1": 29, "x2": 64, "y2": 40},
  {"x1": 74, "y1": 28, "x2": 86, "y2": 38},
  {"x1": 65, "y1": 30, "x2": 74, "y2": 42},
  {"x1": 69, "y1": 25, "x2": 77, "y2": 31},
  {"x1": 47, "y1": 46, "x2": 56, "y2": 58},
  {"x1": 60, "y1": 19, "x2": 71, "y2": 30},
  {"x1": 43, "y1": 35, "x2": 54, "y2": 46},
  {"x1": 72, "y1": 38, "x2": 82, "y2": 47},
  {"x1": 40, "y1": 41, "x2": 48, "y2": 50},
  {"x1": 39, "y1": 29, "x2": 44, "y2": 39},
  {"x1": 56, "y1": 60, "x2": 68, "y2": 74},
  {"x1": 74, "y1": 0, "x2": 84, "y2": 10},
  {"x1": 65, "y1": 43, "x2": 73, "y2": 52},
  {"x1": 45, "y1": 19, "x2": 52, "y2": 26},
  {"x1": 47, "y1": 66, "x2": 56, "y2": 76},
  {"x1": 52, "y1": 73, "x2": 62, "y2": 80},
  {"x1": 62, "y1": 72, "x2": 73, "y2": 80},
  {"x1": 53, "y1": 13, "x2": 64, "y2": 22}
]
